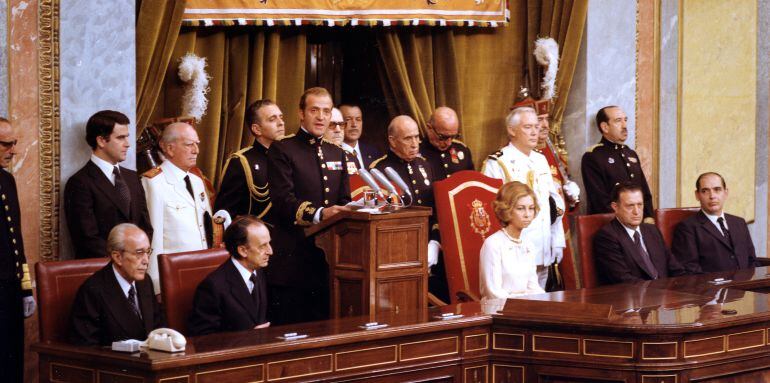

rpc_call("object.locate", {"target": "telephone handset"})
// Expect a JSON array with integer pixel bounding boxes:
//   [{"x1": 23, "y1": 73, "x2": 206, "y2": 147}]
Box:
[{"x1": 143, "y1": 328, "x2": 187, "y2": 352}]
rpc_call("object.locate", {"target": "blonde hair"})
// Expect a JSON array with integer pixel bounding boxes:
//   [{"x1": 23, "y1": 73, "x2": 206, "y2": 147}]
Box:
[{"x1": 493, "y1": 181, "x2": 539, "y2": 226}]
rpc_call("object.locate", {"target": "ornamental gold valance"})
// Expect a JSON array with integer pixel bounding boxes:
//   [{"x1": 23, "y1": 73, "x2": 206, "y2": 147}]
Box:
[{"x1": 183, "y1": 0, "x2": 508, "y2": 27}]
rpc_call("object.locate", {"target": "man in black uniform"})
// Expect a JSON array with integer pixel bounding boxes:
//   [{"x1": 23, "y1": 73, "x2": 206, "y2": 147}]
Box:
[
  {"x1": 420, "y1": 106, "x2": 474, "y2": 180},
  {"x1": 581, "y1": 106, "x2": 654, "y2": 219},
  {"x1": 266, "y1": 87, "x2": 351, "y2": 325},
  {"x1": 215, "y1": 99, "x2": 285, "y2": 220},
  {"x1": 0, "y1": 118, "x2": 35, "y2": 383},
  {"x1": 370, "y1": 115, "x2": 447, "y2": 302}
]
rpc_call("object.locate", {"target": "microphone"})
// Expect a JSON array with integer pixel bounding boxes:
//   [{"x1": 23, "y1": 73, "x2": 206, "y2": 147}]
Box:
[
  {"x1": 370, "y1": 168, "x2": 398, "y2": 196},
  {"x1": 384, "y1": 167, "x2": 412, "y2": 196},
  {"x1": 357, "y1": 168, "x2": 385, "y2": 200}
]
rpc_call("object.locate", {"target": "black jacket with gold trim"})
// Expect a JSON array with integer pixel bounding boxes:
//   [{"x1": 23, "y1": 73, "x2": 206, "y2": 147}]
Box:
[
  {"x1": 215, "y1": 142, "x2": 272, "y2": 220},
  {"x1": 419, "y1": 140, "x2": 474, "y2": 181},
  {"x1": 0, "y1": 169, "x2": 31, "y2": 296}
]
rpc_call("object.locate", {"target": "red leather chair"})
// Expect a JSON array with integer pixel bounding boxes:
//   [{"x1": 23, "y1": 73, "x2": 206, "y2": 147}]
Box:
[
  {"x1": 159, "y1": 248, "x2": 230, "y2": 333},
  {"x1": 348, "y1": 173, "x2": 370, "y2": 201},
  {"x1": 36, "y1": 258, "x2": 110, "y2": 342},
  {"x1": 575, "y1": 213, "x2": 615, "y2": 288},
  {"x1": 434, "y1": 170, "x2": 503, "y2": 304},
  {"x1": 655, "y1": 207, "x2": 699, "y2": 250}
]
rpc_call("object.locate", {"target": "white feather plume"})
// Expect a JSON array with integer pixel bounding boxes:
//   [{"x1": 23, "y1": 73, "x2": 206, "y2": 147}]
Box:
[
  {"x1": 533, "y1": 37, "x2": 559, "y2": 101},
  {"x1": 178, "y1": 53, "x2": 210, "y2": 122}
]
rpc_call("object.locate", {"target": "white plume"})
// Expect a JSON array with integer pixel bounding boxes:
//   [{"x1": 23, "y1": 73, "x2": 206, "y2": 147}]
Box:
[
  {"x1": 178, "y1": 53, "x2": 210, "y2": 122},
  {"x1": 533, "y1": 37, "x2": 559, "y2": 101}
]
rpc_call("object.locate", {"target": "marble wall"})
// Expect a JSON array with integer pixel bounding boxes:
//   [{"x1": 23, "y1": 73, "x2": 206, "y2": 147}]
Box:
[
  {"x1": 58, "y1": 0, "x2": 137, "y2": 259},
  {"x1": 0, "y1": 1, "x2": 7, "y2": 117}
]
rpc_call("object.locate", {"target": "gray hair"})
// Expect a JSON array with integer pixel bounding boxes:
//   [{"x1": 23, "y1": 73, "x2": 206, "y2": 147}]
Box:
[
  {"x1": 505, "y1": 107, "x2": 537, "y2": 128},
  {"x1": 160, "y1": 122, "x2": 191, "y2": 145},
  {"x1": 107, "y1": 223, "x2": 142, "y2": 253}
]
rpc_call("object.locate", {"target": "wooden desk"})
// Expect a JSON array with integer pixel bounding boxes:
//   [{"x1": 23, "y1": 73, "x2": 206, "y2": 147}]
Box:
[{"x1": 34, "y1": 268, "x2": 770, "y2": 382}]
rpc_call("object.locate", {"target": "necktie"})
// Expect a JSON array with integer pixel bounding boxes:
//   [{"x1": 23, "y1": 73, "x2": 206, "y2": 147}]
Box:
[
  {"x1": 113, "y1": 167, "x2": 131, "y2": 213},
  {"x1": 127, "y1": 285, "x2": 142, "y2": 320},
  {"x1": 717, "y1": 217, "x2": 733, "y2": 248},
  {"x1": 633, "y1": 231, "x2": 659, "y2": 279},
  {"x1": 352, "y1": 149, "x2": 362, "y2": 169},
  {"x1": 184, "y1": 175, "x2": 195, "y2": 199},
  {"x1": 249, "y1": 272, "x2": 260, "y2": 303}
]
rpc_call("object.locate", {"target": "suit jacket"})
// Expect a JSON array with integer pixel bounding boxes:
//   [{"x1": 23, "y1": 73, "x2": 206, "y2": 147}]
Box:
[
  {"x1": 594, "y1": 219, "x2": 686, "y2": 285},
  {"x1": 65, "y1": 161, "x2": 153, "y2": 259},
  {"x1": 69, "y1": 263, "x2": 163, "y2": 346},
  {"x1": 214, "y1": 143, "x2": 272, "y2": 220},
  {"x1": 671, "y1": 211, "x2": 757, "y2": 274},
  {"x1": 580, "y1": 137, "x2": 654, "y2": 217},
  {"x1": 358, "y1": 141, "x2": 382, "y2": 169},
  {"x1": 188, "y1": 259, "x2": 267, "y2": 336},
  {"x1": 142, "y1": 161, "x2": 212, "y2": 293}
]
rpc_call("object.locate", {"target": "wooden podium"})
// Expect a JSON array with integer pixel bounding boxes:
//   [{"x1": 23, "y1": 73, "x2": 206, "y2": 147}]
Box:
[{"x1": 305, "y1": 207, "x2": 431, "y2": 320}]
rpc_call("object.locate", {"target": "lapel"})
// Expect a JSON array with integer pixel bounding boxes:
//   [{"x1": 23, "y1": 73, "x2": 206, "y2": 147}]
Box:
[
  {"x1": 100, "y1": 265, "x2": 146, "y2": 336},
  {"x1": 612, "y1": 220, "x2": 656, "y2": 279},
  {"x1": 86, "y1": 161, "x2": 130, "y2": 218},
  {"x1": 161, "y1": 162, "x2": 195, "y2": 207},
  {"x1": 640, "y1": 224, "x2": 666, "y2": 276},
  {"x1": 224, "y1": 260, "x2": 260, "y2": 325},
  {"x1": 136, "y1": 279, "x2": 156, "y2": 332},
  {"x1": 696, "y1": 211, "x2": 732, "y2": 249}
]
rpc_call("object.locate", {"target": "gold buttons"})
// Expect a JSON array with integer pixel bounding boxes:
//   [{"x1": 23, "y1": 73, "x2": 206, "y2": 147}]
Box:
[
  {"x1": 12, "y1": 239, "x2": 16, "y2": 244},
  {"x1": 443, "y1": 164, "x2": 448, "y2": 168},
  {"x1": 412, "y1": 180, "x2": 417, "y2": 185},
  {"x1": 415, "y1": 190, "x2": 420, "y2": 194},
  {"x1": 321, "y1": 164, "x2": 326, "y2": 169},
  {"x1": 440, "y1": 153, "x2": 445, "y2": 158},
  {"x1": 3, "y1": 206, "x2": 8, "y2": 211},
  {"x1": 630, "y1": 174, "x2": 635, "y2": 178},
  {"x1": 417, "y1": 199, "x2": 423, "y2": 204},
  {"x1": 324, "y1": 200, "x2": 329, "y2": 204},
  {"x1": 325, "y1": 187, "x2": 330, "y2": 192},
  {"x1": 9, "y1": 228, "x2": 13, "y2": 233},
  {"x1": 323, "y1": 176, "x2": 328, "y2": 180}
]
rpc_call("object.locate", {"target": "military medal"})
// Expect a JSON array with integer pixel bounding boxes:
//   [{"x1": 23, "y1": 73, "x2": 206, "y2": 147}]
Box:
[
  {"x1": 458, "y1": 150, "x2": 465, "y2": 160},
  {"x1": 346, "y1": 161, "x2": 358, "y2": 175},
  {"x1": 629, "y1": 157, "x2": 638, "y2": 163},
  {"x1": 608, "y1": 157, "x2": 615, "y2": 164},
  {"x1": 418, "y1": 165, "x2": 428, "y2": 179},
  {"x1": 254, "y1": 164, "x2": 259, "y2": 171},
  {"x1": 326, "y1": 161, "x2": 343, "y2": 170},
  {"x1": 450, "y1": 148, "x2": 460, "y2": 164},
  {"x1": 199, "y1": 192, "x2": 205, "y2": 202}
]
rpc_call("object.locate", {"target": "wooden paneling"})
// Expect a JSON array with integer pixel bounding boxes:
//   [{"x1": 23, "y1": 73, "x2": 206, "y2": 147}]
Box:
[
  {"x1": 197, "y1": 364, "x2": 262, "y2": 383},
  {"x1": 464, "y1": 365, "x2": 488, "y2": 383},
  {"x1": 492, "y1": 364, "x2": 524, "y2": 383},
  {"x1": 50, "y1": 363, "x2": 94, "y2": 383},
  {"x1": 532, "y1": 335, "x2": 580, "y2": 355},
  {"x1": 335, "y1": 345, "x2": 397, "y2": 371},
  {"x1": 266, "y1": 354, "x2": 332, "y2": 381},
  {"x1": 337, "y1": 278, "x2": 364, "y2": 317},
  {"x1": 97, "y1": 371, "x2": 144, "y2": 383},
  {"x1": 400, "y1": 336, "x2": 459, "y2": 361},
  {"x1": 337, "y1": 225, "x2": 365, "y2": 268},
  {"x1": 642, "y1": 342, "x2": 678, "y2": 360},
  {"x1": 492, "y1": 332, "x2": 524, "y2": 351},
  {"x1": 375, "y1": 225, "x2": 422, "y2": 267},
  {"x1": 375, "y1": 276, "x2": 421, "y2": 314}
]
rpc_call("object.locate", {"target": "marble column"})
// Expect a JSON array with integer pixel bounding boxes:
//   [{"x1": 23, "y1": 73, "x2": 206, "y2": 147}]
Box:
[{"x1": 58, "y1": 0, "x2": 137, "y2": 259}]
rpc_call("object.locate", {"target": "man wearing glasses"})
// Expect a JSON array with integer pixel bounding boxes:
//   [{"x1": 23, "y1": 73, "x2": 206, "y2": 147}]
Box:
[
  {"x1": 0, "y1": 118, "x2": 35, "y2": 383},
  {"x1": 142, "y1": 122, "x2": 212, "y2": 294},
  {"x1": 69, "y1": 224, "x2": 164, "y2": 346},
  {"x1": 420, "y1": 106, "x2": 474, "y2": 180}
]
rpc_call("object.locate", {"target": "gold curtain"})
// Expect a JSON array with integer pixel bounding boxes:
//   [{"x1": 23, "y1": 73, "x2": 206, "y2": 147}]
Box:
[
  {"x1": 136, "y1": 0, "x2": 187, "y2": 133},
  {"x1": 150, "y1": 28, "x2": 307, "y2": 183},
  {"x1": 376, "y1": 0, "x2": 588, "y2": 168}
]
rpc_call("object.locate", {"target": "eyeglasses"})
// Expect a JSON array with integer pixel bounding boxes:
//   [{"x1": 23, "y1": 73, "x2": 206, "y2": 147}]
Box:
[
  {"x1": 0, "y1": 139, "x2": 18, "y2": 148},
  {"x1": 329, "y1": 122, "x2": 346, "y2": 128},
  {"x1": 429, "y1": 125, "x2": 460, "y2": 141},
  {"x1": 121, "y1": 248, "x2": 153, "y2": 257}
]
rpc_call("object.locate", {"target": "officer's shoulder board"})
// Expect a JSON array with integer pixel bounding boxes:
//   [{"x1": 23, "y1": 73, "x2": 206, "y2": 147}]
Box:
[
  {"x1": 451, "y1": 139, "x2": 468, "y2": 148},
  {"x1": 369, "y1": 154, "x2": 388, "y2": 169},
  {"x1": 486, "y1": 150, "x2": 503, "y2": 160},
  {"x1": 276, "y1": 133, "x2": 296, "y2": 141},
  {"x1": 585, "y1": 143, "x2": 604, "y2": 153},
  {"x1": 142, "y1": 167, "x2": 162, "y2": 178}
]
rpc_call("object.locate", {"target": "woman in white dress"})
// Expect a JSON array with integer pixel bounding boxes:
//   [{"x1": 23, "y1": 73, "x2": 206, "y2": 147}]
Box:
[{"x1": 480, "y1": 181, "x2": 545, "y2": 301}]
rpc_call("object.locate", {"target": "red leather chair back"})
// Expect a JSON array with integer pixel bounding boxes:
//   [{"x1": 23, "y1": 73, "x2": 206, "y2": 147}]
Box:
[
  {"x1": 575, "y1": 213, "x2": 615, "y2": 288},
  {"x1": 36, "y1": 258, "x2": 110, "y2": 342},
  {"x1": 348, "y1": 173, "x2": 370, "y2": 201},
  {"x1": 434, "y1": 170, "x2": 503, "y2": 303},
  {"x1": 655, "y1": 207, "x2": 699, "y2": 250},
  {"x1": 159, "y1": 248, "x2": 230, "y2": 333}
]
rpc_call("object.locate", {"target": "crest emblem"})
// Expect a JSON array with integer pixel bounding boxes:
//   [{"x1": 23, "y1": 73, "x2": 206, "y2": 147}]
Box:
[{"x1": 469, "y1": 199, "x2": 492, "y2": 239}]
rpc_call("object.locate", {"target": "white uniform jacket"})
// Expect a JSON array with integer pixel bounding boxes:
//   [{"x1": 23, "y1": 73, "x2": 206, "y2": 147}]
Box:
[
  {"x1": 142, "y1": 160, "x2": 211, "y2": 293},
  {"x1": 482, "y1": 143, "x2": 566, "y2": 266}
]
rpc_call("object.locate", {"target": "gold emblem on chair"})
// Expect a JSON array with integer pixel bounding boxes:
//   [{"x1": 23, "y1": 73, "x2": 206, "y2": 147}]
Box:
[{"x1": 469, "y1": 199, "x2": 492, "y2": 239}]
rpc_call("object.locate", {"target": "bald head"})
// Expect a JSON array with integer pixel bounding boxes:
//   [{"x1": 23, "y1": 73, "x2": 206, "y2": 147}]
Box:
[
  {"x1": 387, "y1": 115, "x2": 421, "y2": 161},
  {"x1": 427, "y1": 106, "x2": 459, "y2": 151},
  {"x1": 160, "y1": 122, "x2": 200, "y2": 172}
]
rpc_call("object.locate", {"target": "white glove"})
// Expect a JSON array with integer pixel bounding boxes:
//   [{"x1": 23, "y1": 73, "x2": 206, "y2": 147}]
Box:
[
  {"x1": 23, "y1": 296, "x2": 36, "y2": 318},
  {"x1": 427, "y1": 240, "x2": 441, "y2": 268},
  {"x1": 213, "y1": 210, "x2": 233, "y2": 229},
  {"x1": 563, "y1": 181, "x2": 580, "y2": 205},
  {"x1": 552, "y1": 247, "x2": 564, "y2": 264}
]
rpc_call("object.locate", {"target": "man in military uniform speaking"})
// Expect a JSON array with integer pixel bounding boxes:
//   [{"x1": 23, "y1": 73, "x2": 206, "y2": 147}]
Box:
[
  {"x1": 215, "y1": 99, "x2": 284, "y2": 220},
  {"x1": 420, "y1": 106, "x2": 474, "y2": 180},
  {"x1": 581, "y1": 105, "x2": 654, "y2": 219},
  {"x1": 0, "y1": 118, "x2": 35, "y2": 383},
  {"x1": 266, "y1": 87, "x2": 351, "y2": 324},
  {"x1": 370, "y1": 115, "x2": 447, "y2": 301}
]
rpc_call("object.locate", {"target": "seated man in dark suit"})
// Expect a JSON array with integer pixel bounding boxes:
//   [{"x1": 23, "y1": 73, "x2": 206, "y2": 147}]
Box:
[
  {"x1": 594, "y1": 182, "x2": 686, "y2": 285},
  {"x1": 672, "y1": 172, "x2": 757, "y2": 273},
  {"x1": 188, "y1": 216, "x2": 272, "y2": 335},
  {"x1": 69, "y1": 224, "x2": 163, "y2": 345}
]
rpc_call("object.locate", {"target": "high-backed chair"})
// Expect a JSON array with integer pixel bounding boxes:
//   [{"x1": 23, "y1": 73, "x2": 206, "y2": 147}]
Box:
[
  {"x1": 159, "y1": 248, "x2": 230, "y2": 333},
  {"x1": 574, "y1": 213, "x2": 615, "y2": 288},
  {"x1": 434, "y1": 170, "x2": 503, "y2": 304},
  {"x1": 655, "y1": 207, "x2": 699, "y2": 250},
  {"x1": 348, "y1": 173, "x2": 369, "y2": 201},
  {"x1": 36, "y1": 258, "x2": 110, "y2": 342}
]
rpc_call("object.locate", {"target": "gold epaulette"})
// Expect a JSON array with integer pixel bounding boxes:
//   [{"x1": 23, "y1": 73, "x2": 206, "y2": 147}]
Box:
[
  {"x1": 276, "y1": 133, "x2": 295, "y2": 141},
  {"x1": 142, "y1": 167, "x2": 162, "y2": 178},
  {"x1": 451, "y1": 139, "x2": 468, "y2": 148},
  {"x1": 368, "y1": 154, "x2": 388, "y2": 169},
  {"x1": 487, "y1": 150, "x2": 503, "y2": 160},
  {"x1": 586, "y1": 143, "x2": 604, "y2": 153}
]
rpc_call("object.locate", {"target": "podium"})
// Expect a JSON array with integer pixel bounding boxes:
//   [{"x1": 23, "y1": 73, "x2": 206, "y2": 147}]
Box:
[{"x1": 305, "y1": 207, "x2": 431, "y2": 320}]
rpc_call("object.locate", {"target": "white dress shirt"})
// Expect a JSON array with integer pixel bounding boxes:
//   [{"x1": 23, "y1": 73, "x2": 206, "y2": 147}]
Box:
[
  {"x1": 341, "y1": 141, "x2": 364, "y2": 168},
  {"x1": 112, "y1": 264, "x2": 140, "y2": 311},
  {"x1": 702, "y1": 210, "x2": 728, "y2": 235},
  {"x1": 620, "y1": 220, "x2": 648, "y2": 253},
  {"x1": 230, "y1": 257, "x2": 257, "y2": 293},
  {"x1": 91, "y1": 154, "x2": 118, "y2": 185},
  {"x1": 479, "y1": 229, "x2": 545, "y2": 301}
]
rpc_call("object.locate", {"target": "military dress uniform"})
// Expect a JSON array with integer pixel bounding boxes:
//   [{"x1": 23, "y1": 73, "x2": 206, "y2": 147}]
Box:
[
  {"x1": 482, "y1": 143, "x2": 566, "y2": 285},
  {"x1": 142, "y1": 160, "x2": 212, "y2": 294},
  {"x1": 0, "y1": 168, "x2": 31, "y2": 383},
  {"x1": 266, "y1": 128, "x2": 351, "y2": 325},
  {"x1": 215, "y1": 142, "x2": 272, "y2": 220},
  {"x1": 580, "y1": 137, "x2": 654, "y2": 218},
  {"x1": 420, "y1": 140, "x2": 474, "y2": 181}
]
